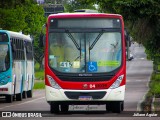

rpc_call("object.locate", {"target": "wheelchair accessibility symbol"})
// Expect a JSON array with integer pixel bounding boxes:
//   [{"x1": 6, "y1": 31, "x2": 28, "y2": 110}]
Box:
[{"x1": 87, "y1": 62, "x2": 97, "y2": 72}]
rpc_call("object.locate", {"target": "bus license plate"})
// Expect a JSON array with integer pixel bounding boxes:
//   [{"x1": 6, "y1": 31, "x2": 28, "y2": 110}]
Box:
[{"x1": 79, "y1": 96, "x2": 92, "y2": 101}]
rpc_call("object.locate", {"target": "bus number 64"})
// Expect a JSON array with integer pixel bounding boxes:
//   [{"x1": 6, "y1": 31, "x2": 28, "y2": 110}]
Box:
[{"x1": 89, "y1": 84, "x2": 95, "y2": 88}]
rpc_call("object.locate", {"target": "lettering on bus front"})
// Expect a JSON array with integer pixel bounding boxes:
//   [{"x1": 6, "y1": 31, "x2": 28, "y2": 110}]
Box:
[
  {"x1": 82, "y1": 84, "x2": 107, "y2": 89},
  {"x1": 79, "y1": 74, "x2": 93, "y2": 76}
]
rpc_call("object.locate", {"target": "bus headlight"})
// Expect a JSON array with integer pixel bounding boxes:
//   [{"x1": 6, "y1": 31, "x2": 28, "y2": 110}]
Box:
[
  {"x1": 109, "y1": 75, "x2": 124, "y2": 89},
  {"x1": 47, "y1": 75, "x2": 61, "y2": 89}
]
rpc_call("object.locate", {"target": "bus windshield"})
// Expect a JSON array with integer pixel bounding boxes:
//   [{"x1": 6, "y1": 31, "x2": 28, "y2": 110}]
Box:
[
  {"x1": 48, "y1": 31, "x2": 122, "y2": 73},
  {"x1": 0, "y1": 44, "x2": 10, "y2": 72},
  {"x1": 0, "y1": 32, "x2": 9, "y2": 42}
]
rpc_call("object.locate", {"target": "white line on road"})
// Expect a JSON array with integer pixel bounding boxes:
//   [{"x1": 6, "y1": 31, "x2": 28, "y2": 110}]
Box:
[
  {"x1": 133, "y1": 58, "x2": 145, "y2": 60},
  {"x1": 0, "y1": 97, "x2": 45, "y2": 110},
  {"x1": 127, "y1": 80, "x2": 144, "y2": 82}
]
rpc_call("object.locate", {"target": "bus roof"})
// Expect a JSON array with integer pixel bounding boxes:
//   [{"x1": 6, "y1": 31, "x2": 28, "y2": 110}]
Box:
[
  {"x1": 0, "y1": 30, "x2": 32, "y2": 41},
  {"x1": 48, "y1": 13, "x2": 122, "y2": 19}
]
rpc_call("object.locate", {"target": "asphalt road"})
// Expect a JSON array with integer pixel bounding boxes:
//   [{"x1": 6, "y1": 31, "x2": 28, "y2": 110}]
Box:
[{"x1": 0, "y1": 43, "x2": 159, "y2": 120}]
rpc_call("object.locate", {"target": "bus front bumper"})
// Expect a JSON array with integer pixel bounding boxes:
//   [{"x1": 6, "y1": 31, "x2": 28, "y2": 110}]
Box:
[
  {"x1": 0, "y1": 82, "x2": 13, "y2": 95},
  {"x1": 45, "y1": 85, "x2": 125, "y2": 103}
]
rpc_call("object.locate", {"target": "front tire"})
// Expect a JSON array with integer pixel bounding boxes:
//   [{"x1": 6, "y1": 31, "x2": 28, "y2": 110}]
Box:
[
  {"x1": 6, "y1": 95, "x2": 13, "y2": 103},
  {"x1": 106, "y1": 101, "x2": 124, "y2": 113},
  {"x1": 112, "y1": 101, "x2": 123, "y2": 113},
  {"x1": 27, "y1": 90, "x2": 33, "y2": 98},
  {"x1": 16, "y1": 93, "x2": 22, "y2": 101}
]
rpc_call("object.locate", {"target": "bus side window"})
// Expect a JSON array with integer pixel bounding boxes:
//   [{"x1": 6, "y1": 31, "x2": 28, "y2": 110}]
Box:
[{"x1": 12, "y1": 43, "x2": 16, "y2": 52}]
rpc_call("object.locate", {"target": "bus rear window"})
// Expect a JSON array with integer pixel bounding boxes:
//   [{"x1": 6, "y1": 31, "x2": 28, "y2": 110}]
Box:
[{"x1": 49, "y1": 18, "x2": 121, "y2": 29}]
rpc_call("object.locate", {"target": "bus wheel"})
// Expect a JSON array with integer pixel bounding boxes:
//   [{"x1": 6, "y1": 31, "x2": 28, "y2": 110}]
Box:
[
  {"x1": 60, "y1": 103, "x2": 69, "y2": 113},
  {"x1": 112, "y1": 101, "x2": 123, "y2": 113},
  {"x1": 6, "y1": 95, "x2": 13, "y2": 103},
  {"x1": 16, "y1": 93, "x2": 22, "y2": 101},
  {"x1": 27, "y1": 90, "x2": 33, "y2": 98},
  {"x1": 23, "y1": 91, "x2": 27, "y2": 99},
  {"x1": 50, "y1": 102, "x2": 59, "y2": 114}
]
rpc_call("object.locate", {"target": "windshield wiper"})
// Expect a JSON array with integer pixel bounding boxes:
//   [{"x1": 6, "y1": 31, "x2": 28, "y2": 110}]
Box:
[
  {"x1": 65, "y1": 30, "x2": 80, "y2": 50},
  {"x1": 89, "y1": 30, "x2": 104, "y2": 50}
]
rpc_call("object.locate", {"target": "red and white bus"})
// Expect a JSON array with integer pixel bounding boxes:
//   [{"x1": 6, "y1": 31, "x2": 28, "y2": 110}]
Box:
[{"x1": 43, "y1": 12, "x2": 127, "y2": 113}]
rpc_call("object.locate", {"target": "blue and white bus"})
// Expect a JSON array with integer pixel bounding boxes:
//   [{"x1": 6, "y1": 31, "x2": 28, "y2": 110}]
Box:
[{"x1": 0, "y1": 30, "x2": 34, "y2": 103}]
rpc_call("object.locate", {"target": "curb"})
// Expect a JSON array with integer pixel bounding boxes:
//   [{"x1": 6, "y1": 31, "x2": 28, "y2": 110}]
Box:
[
  {"x1": 151, "y1": 96, "x2": 155, "y2": 112},
  {"x1": 137, "y1": 93, "x2": 147, "y2": 111},
  {"x1": 137, "y1": 70, "x2": 152, "y2": 112}
]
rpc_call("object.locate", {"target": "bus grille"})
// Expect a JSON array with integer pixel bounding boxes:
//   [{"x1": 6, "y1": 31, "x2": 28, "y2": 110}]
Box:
[
  {"x1": 64, "y1": 91, "x2": 106, "y2": 99},
  {"x1": 57, "y1": 76, "x2": 112, "y2": 82}
]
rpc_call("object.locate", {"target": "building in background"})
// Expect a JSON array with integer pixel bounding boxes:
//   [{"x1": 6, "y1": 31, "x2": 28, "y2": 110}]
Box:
[
  {"x1": 35, "y1": 0, "x2": 64, "y2": 17},
  {"x1": 36, "y1": 0, "x2": 44, "y2": 4},
  {"x1": 43, "y1": 4, "x2": 64, "y2": 17}
]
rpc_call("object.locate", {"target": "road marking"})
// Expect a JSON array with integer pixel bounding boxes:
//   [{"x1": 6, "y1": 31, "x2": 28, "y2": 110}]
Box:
[
  {"x1": 127, "y1": 80, "x2": 143, "y2": 82},
  {"x1": 0, "y1": 97, "x2": 45, "y2": 110},
  {"x1": 133, "y1": 58, "x2": 145, "y2": 60}
]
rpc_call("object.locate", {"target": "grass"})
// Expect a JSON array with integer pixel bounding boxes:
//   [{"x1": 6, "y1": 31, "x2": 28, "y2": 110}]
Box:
[
  {"x1": 34, "y1": 63, "x2": 44, "y2": 80},
  {"x1": 33, "y1": 81, "x2": 45, "y2": 89},
  {"x1": 34, "y1": 63, "x2": 45, "y2": 89},
  {"x1": 141, "y1": 65, "x2": 160, "y2": 112},
  {"x1": 149, "y1": 72, "x2": 160, "y2": 97}
]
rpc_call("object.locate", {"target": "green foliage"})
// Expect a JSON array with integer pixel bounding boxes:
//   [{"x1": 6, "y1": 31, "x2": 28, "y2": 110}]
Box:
[
  {"x1": 34, "y1": 63, "x2": 45, "y2": 89},
  {"x1": 35, "y1": 63, "x2": 44, "y2": 80},
  {"x1": 64, "y1": 0, "x2": 96, "y2": 12},
  {"x1": 34, "y1": 81, "x2": 45, "y2": 89},
  {"x1": 0, "y1": 0, "x2": 46, "y2": 67},
  {"x1": 158, "y1": 65, "x2": 160, "y2": 71},
  {"x1": 149, "y1": 73, "x2": 160, "y2": 96},
  {"x1": 23, "y1": 3, "x2": 46, "y2": 35},
  {"x1": 0, "y1": 7, "x2": 26, "y2": 31},
  {"x1": 88, "y1": 0, "x2": 160, "y2": 60}
]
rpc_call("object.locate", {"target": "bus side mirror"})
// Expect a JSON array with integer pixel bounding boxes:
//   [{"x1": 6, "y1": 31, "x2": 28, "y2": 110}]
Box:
[
  {"x1": 39, "y1": 33, "x2": 46, "y2": 47},
  {"x1": 126, "y1": 35, "x2": 131, "y2": 47},
  {"x1": 124, "y1": 29, "x2": 131, "y2": 47},
  {"x1": 39, "y1": 24, "x2": 46, "y2": 47}
]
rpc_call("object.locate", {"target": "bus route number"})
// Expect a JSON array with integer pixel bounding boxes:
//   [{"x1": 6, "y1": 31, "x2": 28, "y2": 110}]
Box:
[{"x1": 60, "y1": 62, "x2": 71, "y2": 68}]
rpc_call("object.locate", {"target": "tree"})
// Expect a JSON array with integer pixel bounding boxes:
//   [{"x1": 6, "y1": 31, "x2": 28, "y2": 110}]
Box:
[
  {"x1": 0, "y1": 0, "x2": 46, "y2": 69},
  {"x1": 22, "y1": 1, "x2": 46, "y2": 69},
  {"x1": 64, "y1": 0, "x2": 96, "y2": 12},
  {"x1": 87, "y1": 0, "x2": 160, "y2": 59}
]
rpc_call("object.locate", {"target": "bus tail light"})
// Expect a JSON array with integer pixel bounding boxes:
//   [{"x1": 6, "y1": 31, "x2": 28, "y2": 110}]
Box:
[
  {"x1": 109, "y1": 75, "x2": 124, "y2": 89},
  {"x1": 47, "y1": 75, "x2": 61, "y2": 89}
]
